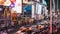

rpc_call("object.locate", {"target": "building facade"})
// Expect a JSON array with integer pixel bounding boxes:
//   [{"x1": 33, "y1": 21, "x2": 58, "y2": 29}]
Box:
[{"x1": 23, "y1": 0, "x2": 48, "y2": 19}]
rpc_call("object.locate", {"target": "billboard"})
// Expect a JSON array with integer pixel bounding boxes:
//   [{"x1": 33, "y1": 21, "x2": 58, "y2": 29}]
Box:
[
  {"x1": 36, "y1": 3, "x2": 42, "y2": 15},
  {"x1": 13, "y1": 0, "x2": 22, "y2": 13},
  {"x1": 4, "y1": 0, "x2": 22, "y2": 13},
  {"x1": 23, "y1": 5, "x2": 32, "y2": 17}
]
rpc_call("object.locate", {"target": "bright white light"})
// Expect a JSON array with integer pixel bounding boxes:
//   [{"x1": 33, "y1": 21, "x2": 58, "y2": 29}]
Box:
[
  {"x1": 36, "y1": 3, "x2": 42, "y2": 15},
  {"x1": 13, "y1": 0, "x2": 22, "y2": 13},
  {"x1": 0, "y1": 0, "x2": 2, "y2": 1},
  {"x1": 32, "y1": 5, "x2": 35, "y2": 18},
  {"x1": 43, "y1": 0, "x2": 47, "y2": 5},
  {"x1": 4, "y1": 0, "x2": 11, "y2": 6},
  {"x1": 0, "y1": 8, "x2": 2, "y2": 11}
]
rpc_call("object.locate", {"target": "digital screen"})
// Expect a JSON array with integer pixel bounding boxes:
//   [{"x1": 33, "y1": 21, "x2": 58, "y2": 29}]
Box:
[
  {"x1": 42, "y1": 0, "x2": 47, "y2": 5},
  {"x1": 12, "y1": 0, "x2": 22, "y2": 13},
  {"x1": 36, "y1": 3, "x2": 42, "y2": 15},
  {"x1": 4, "y1": 0, "x2": 22, "y2": 13},
  {"x1": 23, "y1": 5, "x2": 32, "y2": 17}
]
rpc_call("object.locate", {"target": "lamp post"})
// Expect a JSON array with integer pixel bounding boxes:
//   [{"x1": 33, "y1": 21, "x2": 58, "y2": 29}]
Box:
[{"x1": 50, "y1": 0, "x2": 52, "y2": 34}]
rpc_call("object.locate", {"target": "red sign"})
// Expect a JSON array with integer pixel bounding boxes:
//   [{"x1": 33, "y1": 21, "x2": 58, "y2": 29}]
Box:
[
  {"x1": 10, "y1": 0, "x2": 16, "y2": 2},
  {"x1": 12, "y1": 13, "x2": 17, "y2": 17}
]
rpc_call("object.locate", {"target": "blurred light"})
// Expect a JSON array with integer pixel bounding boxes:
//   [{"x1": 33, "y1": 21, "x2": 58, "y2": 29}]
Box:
[
  {"x1": 29, "y1": 27, "x2": 32, "y2": 30},
  {"x1": 0, "y1": 0, "x2": 5, "y2": 5},
  {"x1": 17, "y1": 3, "x2": 21, "y2": 6},
  {"x1": 37, "y1": 0, "x2": 42, "y2": 2},
  {"x1": 10, "y1": 0, "x2": 16, "y2": 2},
  {"x1": 13, "y1": 0, "x2": 22, "y2": 13},
  {"x1": 0, "y1": 0, "x2": 2, "y2": 1},
  {"x1": 10, "y1": 2, "x2": 15, "y2": 8},
  {"x1": 4, "y1": 0, "x2": 11, "y2": 6},
  {"x1": 0, "y1": 8, "x2": 2, "y2": 11},
  {"x1": 36, "y1": 3, "x2": 42, "y2": 15}
]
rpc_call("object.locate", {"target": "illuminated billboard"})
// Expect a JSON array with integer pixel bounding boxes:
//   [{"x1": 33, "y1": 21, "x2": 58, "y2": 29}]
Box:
[
  {"x1": 13, "y1": 0, "x2": 22, "y2": 13},
  {"x1": 36, "y1": 3, "x2": 42, "y2": 15},
  {"x1": 23, "y1": 5, "x2": 32, "y2": 17},
  {"x1": 0, "y1": 0, "x2": 5, "y2": 5},
  {"x1": 4, "y1": 0, "x2": 22, "y2": 13},
  {"x1": 4, "y1": 0, "x2": 10, "y2": 6}
]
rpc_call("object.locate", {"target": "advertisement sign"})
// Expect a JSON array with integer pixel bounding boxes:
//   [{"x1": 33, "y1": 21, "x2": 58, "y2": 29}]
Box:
[
  {"x1": 4, "y1": 0, "x2": 22, "y2": 13},
  {"x1": 0, "y1": 0, "x2": 5, "y2": 5},
  {"x1": 4, "y1": 0, "x2": 11, "y2": 6},
  {"x1": 23, "y1": 5, "x2": 32, "y2": 17},
  {"x1": 36, "y1": 3, "x2": 42, "y2": 15},
  {"x1": 12, "y1": 0, "x2": 22, "y2": 13}
]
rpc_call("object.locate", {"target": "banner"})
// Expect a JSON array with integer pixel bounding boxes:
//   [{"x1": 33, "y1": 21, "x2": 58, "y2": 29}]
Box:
[
  {"x1": 12, "y1": 0, "x2": 22, "y2": 13},
  {"x1": 4, "y1": 0, "x2": 22, "y2": 13}
]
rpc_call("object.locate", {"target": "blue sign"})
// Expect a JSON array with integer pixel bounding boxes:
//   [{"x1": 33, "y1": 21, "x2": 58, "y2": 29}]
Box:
[
  {"x1": 10, "y1": 2, "x2": 15, "y2": 8},
  {"x1": 23, "y1": 5, "x2": 32, "y2": 17}
]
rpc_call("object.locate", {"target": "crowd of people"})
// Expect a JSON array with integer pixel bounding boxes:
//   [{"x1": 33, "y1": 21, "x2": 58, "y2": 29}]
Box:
[
  {"x1": 15, "y1": 24, "x2": 49, "y2": 34},
  {"x1": 0, "y1": 11, "x2": 60, "y2": 34},
  {"x1": 15, "y1": 12, "x2": 60, "y2": 34}
]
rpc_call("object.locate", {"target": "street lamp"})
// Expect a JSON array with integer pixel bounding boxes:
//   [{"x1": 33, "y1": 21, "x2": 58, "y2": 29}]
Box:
[{"x1": 50, "y1": 0, "x2": 52, "y2": 34}]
